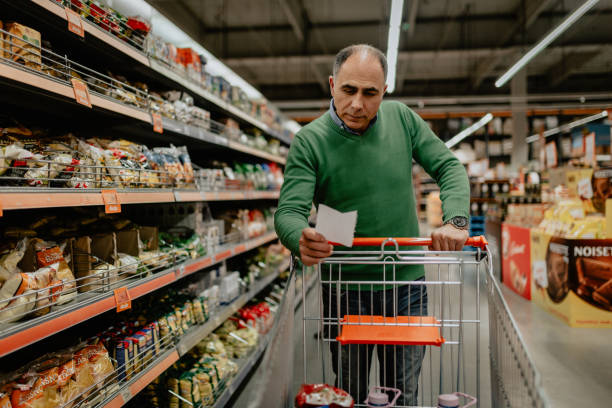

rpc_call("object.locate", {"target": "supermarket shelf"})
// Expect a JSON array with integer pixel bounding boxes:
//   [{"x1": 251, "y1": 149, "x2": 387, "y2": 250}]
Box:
[
  {"x1": 101, "y1": 259, "x2": 288, "y2": 407},
  {"x1": 0, "y1": 62, "x2": 151, "y2": 123},
  {"x1": 176, "y1": 261, "x2": 285, "y2": 356},
  {"x1": 160, "y1": 117, "x2": 287, "y2": 164},
  {"x1": 0, "y1": 188, "x2": 281, "y2": 211},
  {"x1": 212, "y1": 333, "x2": 269, "y2": 408},
  {"x1": 149, "y1": 59, "x2": 290, "y2": 145},
  {"x1": 228, "y1": 141, "x2": 287, "y2": 164},
  {"x1": 0, "y1": 232, "x2": 278, "y2": 357},
  {"x1": 101, "y1": 347, "x2": 180, "y2": 408},
  {"x1": 22, "y1": 0, "x2": 289, "y2": 144},
  {"x1": 30, "y1": 0, "x2": 150, "y2": 67},
  {"x1": 0, "y1": 60, "x2": 286, "y2": 164}
]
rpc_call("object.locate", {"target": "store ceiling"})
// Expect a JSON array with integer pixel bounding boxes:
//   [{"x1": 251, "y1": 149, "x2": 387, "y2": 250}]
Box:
[{"x1": 151, "y1": 0, "x2": 612, "y2": 120}]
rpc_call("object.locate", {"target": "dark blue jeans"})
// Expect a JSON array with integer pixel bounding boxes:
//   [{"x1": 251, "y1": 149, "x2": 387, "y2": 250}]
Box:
[{"x1": 322, "y1": 280, "x2": 428, "y2": 405}]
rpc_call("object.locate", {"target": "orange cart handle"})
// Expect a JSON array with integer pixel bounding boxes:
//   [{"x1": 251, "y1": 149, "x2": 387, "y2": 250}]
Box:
[{"x1": 330, "y1": 236, "x2": 488, "y2": 250}]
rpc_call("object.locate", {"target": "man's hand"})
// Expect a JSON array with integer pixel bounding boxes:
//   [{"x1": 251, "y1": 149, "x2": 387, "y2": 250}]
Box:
[
  {"x1": 299, "y1": 228, "x2": 333, "y2": 266},
  {"x1": 430, "y1": 224, "x2": 469, "y2": 251}
]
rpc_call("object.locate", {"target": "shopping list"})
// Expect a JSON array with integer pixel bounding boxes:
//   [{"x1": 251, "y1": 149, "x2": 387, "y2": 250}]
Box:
[{"x1": 315, "y1": 204, "x2": 357, "y2": 247}]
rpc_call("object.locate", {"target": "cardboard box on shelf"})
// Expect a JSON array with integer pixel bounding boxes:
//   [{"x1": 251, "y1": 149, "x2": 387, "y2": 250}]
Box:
[
  {"x1": 530, "y1": 229, "x2": 612, "y2": 328},
  {"x1": 502, "y1": 223, "x2": 532, "y2": 300}
]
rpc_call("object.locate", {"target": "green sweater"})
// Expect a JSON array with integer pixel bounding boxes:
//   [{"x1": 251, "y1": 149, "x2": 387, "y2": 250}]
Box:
[{"x1": 275, "y1": 101, "x2": 470, "y2": 284}]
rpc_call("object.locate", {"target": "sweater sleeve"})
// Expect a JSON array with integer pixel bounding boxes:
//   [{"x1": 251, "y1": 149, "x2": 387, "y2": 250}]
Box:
[
  {"x1": 407, "y1": 107, "x2": 470, "y2": 222},
  {"x1": 274, "y1": 134, "x2": 316, "y2": 255}
]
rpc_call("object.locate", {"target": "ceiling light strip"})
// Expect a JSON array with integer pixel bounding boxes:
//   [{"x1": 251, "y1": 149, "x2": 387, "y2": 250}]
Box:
[
  {"x1": 446, "y1": 113, "x2": 494, "y2": 149},
  {"x1": 386, "y1": 0, "x2": 404, "y2": 93},
  {"x1": 495, "y1": 0, "x2": 600, "y2": 88},
  {"x1": 526, "y1": 110, "x2": 608, "y2": 143}
]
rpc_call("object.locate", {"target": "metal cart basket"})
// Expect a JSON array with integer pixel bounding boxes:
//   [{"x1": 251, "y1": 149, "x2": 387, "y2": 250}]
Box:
[{"x1": 296, "y1": 236, "x2": 548, "y2": 408}]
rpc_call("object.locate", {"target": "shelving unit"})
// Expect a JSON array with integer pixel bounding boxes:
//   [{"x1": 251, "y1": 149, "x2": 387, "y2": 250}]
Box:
[
  {"x1": 98, "y1": 259, "x2": 290, "y2": 408},
  {"x1": 0, "y1": 2, "x2": 293, "y2": 407},
  {"x1": 5, "y1": 0, "x2": 291, "y2": 146}
]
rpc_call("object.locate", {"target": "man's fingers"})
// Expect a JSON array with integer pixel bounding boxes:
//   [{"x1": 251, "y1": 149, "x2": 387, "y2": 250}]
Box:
[
  {"x1": 303, "y1": 228, "x2": 327, "y2": 242},
  {"x1": 300, "y1": 246, "x2": 332, "y2": 259},
  {"x1": 431, "y1": 234, "x2": 441, "y2": 251},
  {"x1": 440, "y1": 237, "x2": 450, "y2": 252},
  {"x1": 300, "y1": 239, "x2": 333, "y2": 253},
  {"x1": 300, "y1": 255, "x2": 319, "y2": 266}
]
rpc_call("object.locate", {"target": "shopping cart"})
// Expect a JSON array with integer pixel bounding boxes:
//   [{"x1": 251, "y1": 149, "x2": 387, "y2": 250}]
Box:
[{"x1": 296, "y1": 236, "x2": 548, "y2": 408}]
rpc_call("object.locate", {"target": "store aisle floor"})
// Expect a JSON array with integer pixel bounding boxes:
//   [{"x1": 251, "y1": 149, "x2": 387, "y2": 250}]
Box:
[
  {"x1": 502, "y1": 286, "x2": 612, "y2": 407},
  {"x1": 293, "y1": 262, "x2": 492, "y2": 407}
]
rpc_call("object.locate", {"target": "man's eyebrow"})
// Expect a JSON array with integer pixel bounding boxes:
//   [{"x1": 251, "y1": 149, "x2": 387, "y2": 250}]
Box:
[
  {"x1": 363, "y1": 87, "x2": 380, "y2": 93},
  {"x1": 340, "y1": 84, "x2": 358, "y2": 90}
]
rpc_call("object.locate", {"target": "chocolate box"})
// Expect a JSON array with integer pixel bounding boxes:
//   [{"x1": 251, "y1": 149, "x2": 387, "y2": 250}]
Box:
[{"x1": 530, "y1": 229, "x2": 612, "y2": 327}]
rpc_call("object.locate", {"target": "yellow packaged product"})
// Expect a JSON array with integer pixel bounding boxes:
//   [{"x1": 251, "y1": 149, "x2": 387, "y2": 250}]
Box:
[
  {"x1": 567, "y1": 216, "x2": 606, "y2": 239},
  {"x1": 4, "y1": 22, "x2": 41, "y2": 71}
]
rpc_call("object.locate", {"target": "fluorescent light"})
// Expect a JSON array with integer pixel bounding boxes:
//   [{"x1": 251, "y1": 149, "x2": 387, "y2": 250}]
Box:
[
  {"x1": 108, "y1": 0, "x2": 264, "y2": 99},
  {"x1": 446, "y1": 113, "x2": 494, "y2": 149},
  {"x1": 526, "y1": 110, "x2": 608, "y2": 143},
  {"x1": 495, "y1": 0, "x2": 599, "y2": 88},
  {"x1": 386, "y1": 0, "x2": 404, "y2": 93}
]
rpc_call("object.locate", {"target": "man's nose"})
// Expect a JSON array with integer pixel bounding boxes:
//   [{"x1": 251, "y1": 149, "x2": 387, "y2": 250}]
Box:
[{"x1": 350, "y1": 95, "x2": 364, "y2": 111}]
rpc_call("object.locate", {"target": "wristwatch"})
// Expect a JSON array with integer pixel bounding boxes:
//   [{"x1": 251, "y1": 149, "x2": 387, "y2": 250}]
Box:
[{"x1": 444, "y1": 216, "x2": 469, "y2": 230}]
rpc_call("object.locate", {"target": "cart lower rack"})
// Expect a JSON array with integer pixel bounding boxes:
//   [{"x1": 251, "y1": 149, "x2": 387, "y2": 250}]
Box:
[{"x1": 297, "y1": 237, "x2": 548, "y2": 408}]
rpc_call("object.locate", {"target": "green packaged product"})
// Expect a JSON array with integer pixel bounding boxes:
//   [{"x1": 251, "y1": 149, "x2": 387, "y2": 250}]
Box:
[
  {"x1": 192, "y1": 299, "x2": 205, "y2": 324},
  {"x1": 179, "y1": 372, "x2": 201, "y2": 408}
]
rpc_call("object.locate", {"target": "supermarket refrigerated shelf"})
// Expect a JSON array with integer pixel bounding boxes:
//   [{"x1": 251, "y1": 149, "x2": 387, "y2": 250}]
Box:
[
  {"x1": 0, "y1": 188, "x2": 280, "y2": 211},
  {"x1": 0, "y1": 231, "x2": 278, "y2": 357},
  {"x1": 21, "y1": 0, "x2": 291, "y2": 145}
]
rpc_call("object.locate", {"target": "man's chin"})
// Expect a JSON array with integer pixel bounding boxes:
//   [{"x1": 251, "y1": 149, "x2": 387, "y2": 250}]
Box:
[{"x1": 344, "y1": 119, "x2": 367, "y2": 131}]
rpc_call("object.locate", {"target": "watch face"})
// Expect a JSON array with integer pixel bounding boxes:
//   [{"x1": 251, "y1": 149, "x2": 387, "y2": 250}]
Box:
[{"x1": 453, "y1": 217, "x2": 468, "y2": 228}]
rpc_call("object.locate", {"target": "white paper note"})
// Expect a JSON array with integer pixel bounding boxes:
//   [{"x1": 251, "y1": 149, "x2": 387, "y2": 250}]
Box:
[{"x1": 315, "y1": 204, "x2": 357, "y2": 247}]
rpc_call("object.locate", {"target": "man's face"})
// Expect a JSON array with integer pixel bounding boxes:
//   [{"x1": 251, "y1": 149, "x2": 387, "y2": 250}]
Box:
[{"x1": 330, "y1": 52, "x2": 387, "y2": 133}]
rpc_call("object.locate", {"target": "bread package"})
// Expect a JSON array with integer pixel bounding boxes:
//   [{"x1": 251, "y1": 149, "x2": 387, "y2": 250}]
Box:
[{"x1": 4, "y1": 22, "x2": 41, "y2": 71}]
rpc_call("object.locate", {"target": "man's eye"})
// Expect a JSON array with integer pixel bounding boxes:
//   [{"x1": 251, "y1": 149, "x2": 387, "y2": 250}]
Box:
[{"x1": 344, "y1": 89, "x2": 356, "y2": 94}]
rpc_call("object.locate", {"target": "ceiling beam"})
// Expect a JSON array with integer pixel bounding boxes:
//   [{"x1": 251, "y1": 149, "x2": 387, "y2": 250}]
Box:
[
  {"x1": 223, "y1": 43, "x2": 606, "y2": 67},
  {"x1": 310, "y1": 61, "x2": 329, "y2": 94},
  {"x1": 279, "y1": 0, "x2": 305, "y2": 42},
  {"x1": 548, "y1": 50, "x2": 602, "y2": 87},
  {"x1": 471, "y1": 0, "x2": 557, "y2": 88},
  {"x1": 196, "y1": 9, "x2": 612, "y2": 35},
  {"x1": 407, "y1": 0, "x2": 420, "y2": 37}
]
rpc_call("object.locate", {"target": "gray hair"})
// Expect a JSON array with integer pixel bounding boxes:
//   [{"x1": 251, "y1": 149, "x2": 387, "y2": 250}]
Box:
[{"x1": 332, "y1": 44, "x2": 388, "y2": 80}]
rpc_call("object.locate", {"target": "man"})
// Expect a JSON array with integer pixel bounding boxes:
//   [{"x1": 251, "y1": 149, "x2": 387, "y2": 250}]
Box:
[{"x1": 275, "y1": 44, "x2": 470, "y2": 405}]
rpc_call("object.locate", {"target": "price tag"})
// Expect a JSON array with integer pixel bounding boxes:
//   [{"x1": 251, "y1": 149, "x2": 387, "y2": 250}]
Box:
[
  {"x1": 114, "y1": 287, "x2": 131, "y2": 312},
  {"x1": 101, "y1": 189, "x2": 121, "y2": 213},
  {"x1": 65, "y1": 8, "x2": 85, "y2": 37},
  {"x1": 70, "y1": 78, "x2": 92, "y2": 108},
  {"x1": 152, "y1": 113, "x2": 163, "y2": 134}
]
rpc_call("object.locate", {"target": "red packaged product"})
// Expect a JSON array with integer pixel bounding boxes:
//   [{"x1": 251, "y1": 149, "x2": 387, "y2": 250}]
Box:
[{"x1": 295, "y1": 384, "x2": 354, "y2": 408}]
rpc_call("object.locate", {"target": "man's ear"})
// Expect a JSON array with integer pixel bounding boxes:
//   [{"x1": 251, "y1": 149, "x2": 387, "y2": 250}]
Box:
[
  {"x1": 329, "y1": 76, "x2": 334, "y2": 94},
  {"x1": 383, "y1": 84, "x2": 388, "y2": 95}
]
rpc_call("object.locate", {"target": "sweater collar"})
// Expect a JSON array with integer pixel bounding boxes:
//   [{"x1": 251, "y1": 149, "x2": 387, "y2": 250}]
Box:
[{"x1": 329, "y1": 99, "x2": 378, "y2": 136}]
